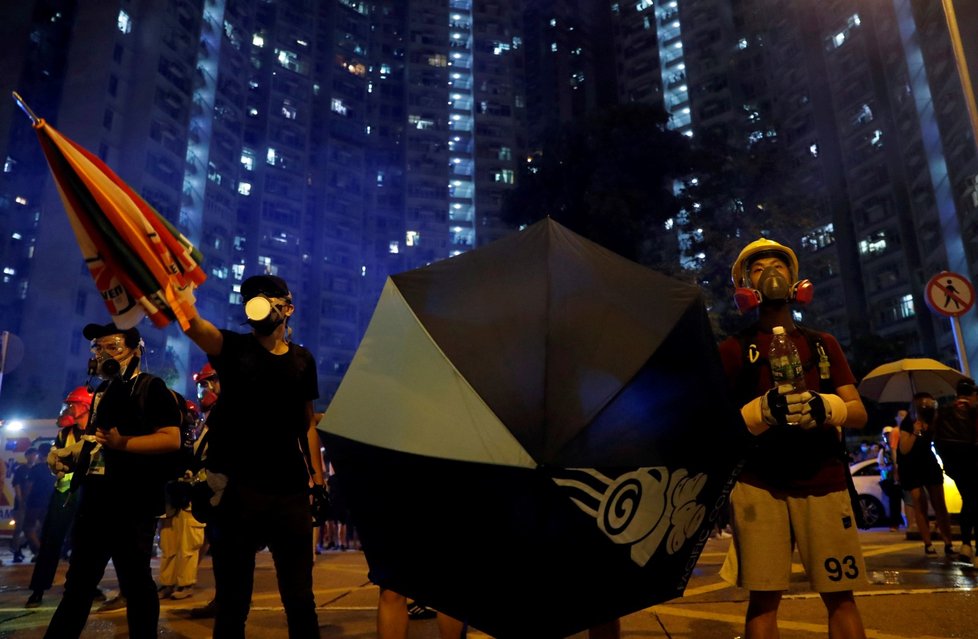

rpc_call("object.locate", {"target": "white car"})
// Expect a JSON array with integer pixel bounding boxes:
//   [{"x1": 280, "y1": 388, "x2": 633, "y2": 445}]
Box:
[{"x1": 849, "y1": 458, "x2": 962, "y2": 529}]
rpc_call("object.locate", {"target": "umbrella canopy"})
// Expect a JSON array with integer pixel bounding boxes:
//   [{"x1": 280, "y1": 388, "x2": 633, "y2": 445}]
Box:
[
  {"x1": 16, "y1": 93, "x2": 204, "y2": 330},
  {"x1": 319, "y1": 219, "x2": 746, "y2": 637},
  {"x1": 858, "y1": 358, "x2": 966, "y2": 403}
]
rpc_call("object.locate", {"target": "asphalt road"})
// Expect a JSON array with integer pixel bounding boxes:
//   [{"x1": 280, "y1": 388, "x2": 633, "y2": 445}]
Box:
[{"x1": 0, "y1": 528, "x2": 975, "y2": 638}]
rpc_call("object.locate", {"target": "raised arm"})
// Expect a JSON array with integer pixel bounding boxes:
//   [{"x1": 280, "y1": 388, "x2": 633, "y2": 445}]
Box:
[{"x1": 184, "y1": 314, "x2": 224, "y2": 356}]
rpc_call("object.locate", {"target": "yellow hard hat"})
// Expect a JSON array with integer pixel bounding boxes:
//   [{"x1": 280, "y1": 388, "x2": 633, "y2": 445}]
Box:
[{"x1": 731, "y1": 238, "x2": 799, "y2": 288}]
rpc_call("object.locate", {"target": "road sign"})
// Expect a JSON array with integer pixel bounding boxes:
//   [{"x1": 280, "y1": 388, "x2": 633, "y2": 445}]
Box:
[{"x1": 925, "y1": 271, "x2": 975, "y2": 318}]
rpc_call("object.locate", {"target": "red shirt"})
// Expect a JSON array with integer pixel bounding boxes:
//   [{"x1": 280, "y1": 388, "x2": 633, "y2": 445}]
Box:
[{"x1": 718, "y1": 326, "x2": 856, "y2": 496}]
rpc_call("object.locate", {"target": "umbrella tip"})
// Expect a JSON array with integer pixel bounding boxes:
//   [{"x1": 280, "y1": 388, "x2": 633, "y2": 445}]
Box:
[{"x1": 12, "y1": 92, "x2": 40, "y2": 125}]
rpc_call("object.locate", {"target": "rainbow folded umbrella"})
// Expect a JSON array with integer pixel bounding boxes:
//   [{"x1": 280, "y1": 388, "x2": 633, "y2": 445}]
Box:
[{"x1": 14, "y1": 92, "x2": 204, "y2": 330}]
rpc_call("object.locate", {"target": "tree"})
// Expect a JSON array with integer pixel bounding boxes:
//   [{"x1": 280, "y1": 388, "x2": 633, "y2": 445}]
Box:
[{"x1": 502, "y1": 104, "x2": 705, "y2": 268}]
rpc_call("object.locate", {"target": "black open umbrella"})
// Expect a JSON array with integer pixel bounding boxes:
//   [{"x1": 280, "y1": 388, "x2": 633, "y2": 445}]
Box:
[{"x1": 319, "y1": 219, "x2": 746, "y2": 637}]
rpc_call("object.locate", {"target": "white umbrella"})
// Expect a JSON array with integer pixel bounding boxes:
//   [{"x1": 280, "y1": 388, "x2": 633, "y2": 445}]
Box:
[{"x1": 858, "y1": 358, "x2": 966, "y2": 403}]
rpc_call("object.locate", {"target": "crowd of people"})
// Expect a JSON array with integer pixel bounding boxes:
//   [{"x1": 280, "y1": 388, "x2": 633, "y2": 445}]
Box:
[{"x1": 4, "y1": 238, "x2": 977, "y2": 639}]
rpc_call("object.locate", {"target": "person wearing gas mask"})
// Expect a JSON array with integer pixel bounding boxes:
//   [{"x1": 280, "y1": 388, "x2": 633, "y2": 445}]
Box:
[
  {"x1": 43, "y1": 323, "x2": 181, "y2": 639},
  {"x1": 898, "y1": 392, "x2": 955, "y2": 556},
  {"x1": 181, "y1": 362, "x2": 223, "y2": 620},
  {"x1": 180, "y1": 274, "x2": 325, "y2": 639},
  {"x1": 717, "y1": 238, "x2": 869, "y2": 639},
  {"x1": 25, "y1": 387, "x2": 96, "y2": 608}
]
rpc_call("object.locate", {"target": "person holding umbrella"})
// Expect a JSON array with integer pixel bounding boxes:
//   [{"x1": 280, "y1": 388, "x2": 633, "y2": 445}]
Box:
[
  {"x1": 718, "y1": 238, "x2": 869, "y2": 639},
  {"x1": 181, "y1": 274, "x2": 325, "y2": 639}
]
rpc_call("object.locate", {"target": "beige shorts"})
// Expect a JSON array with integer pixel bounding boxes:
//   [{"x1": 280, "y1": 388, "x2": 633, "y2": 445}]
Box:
[{"x1": 719, "y1": 481, "x2": 868, "y2": 592}]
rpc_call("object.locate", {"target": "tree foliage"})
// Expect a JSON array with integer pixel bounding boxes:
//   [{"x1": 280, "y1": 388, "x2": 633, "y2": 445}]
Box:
[{"x1": 501, "y1": 104, "x2": 705, "y2": 266}]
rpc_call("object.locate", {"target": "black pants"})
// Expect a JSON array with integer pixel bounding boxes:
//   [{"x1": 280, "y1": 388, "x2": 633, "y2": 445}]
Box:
[
  {"x1": 44, "y1": 485, "x2": 159, "y2": 639},
  {"x1": 939, "y1": 443, "x2": 978, "y2": 546},
  {"x1": 29, "y1": 489, "x2": 79, "y2": 592},
  {"x1": 211, "y1": 482, "x2": 319, "y2": 639}
]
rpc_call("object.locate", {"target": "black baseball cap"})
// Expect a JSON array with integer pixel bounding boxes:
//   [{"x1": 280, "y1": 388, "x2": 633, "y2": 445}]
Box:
[
  {"x1": 82, "y1": 322, "x2": 141, "y2": 347},
  {"x1": 956, "y1": 377, "x2": 977, "y2": 396},
  {"x1": 240, "y1": 275, "x2": 291, "y2": 302}
]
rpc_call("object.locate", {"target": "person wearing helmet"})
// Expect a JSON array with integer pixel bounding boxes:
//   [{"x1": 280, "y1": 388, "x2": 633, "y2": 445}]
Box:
[
  {"x1": 157, "y1": 390, "x2": 207, "y2": 602},
  {"x1": 24, "y1": 388, "x2": 95, "y2": 608},
  {"x1": 718, "y1": 238, "x2": 869, "y2": 639},
  {"x1": 180, "y1": 274, "x2": 324, "y2": 638},
  {"x1": 182, "y1": 362, "x2": 223, "y2": 619}
]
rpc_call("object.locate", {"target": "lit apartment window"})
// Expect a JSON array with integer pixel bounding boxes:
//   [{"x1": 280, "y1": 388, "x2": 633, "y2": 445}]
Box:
[
  {"x1": 4, "y1": 156, "x2": 15, "y2": 173},
  {"x1": 253, "y1": 34, "x2": 265, "y2": 47},
  {"x1": 870, "y1": 130, "x2": 883, "y2": 149},
  {"x1": 637, "y1": 0, "x2": 653, "y2": 10},
  {"x1": 281, "y1": 101, "x2": 298, "y2": 120},
  {"x1": 389, "y1": 241, "x2": 399, "y2": 254},
  {"x1": 238, "y1": 182, "x2": 252, "y2": 196},
  {"x1": 801, "y1": 223, "x2": 835, "y2": 251},
  {"x1": 858, "y1": 231, "x2": 887, "y2": 256},
  {"x1": 331, "y1": 98, "x2": 348, "y2": 116},
  {"x1": 494, "y1": 170, "x2": 515, "y2": 184},
  {"x1": 207, "y1": 163, "x2": 222, "y2": 185},
  {"x1": 15, "y1": 196, "x2": 28, "y2": 206},
  {"x1": 117, "y1": 10, "x2": 132, "y2": 34},
  {"x1": 406, "y1": 231, "x2": 419, "y2": 247},
  {"x1": 240, "y1": 149, "x2": 255, "y2": 171},
  {"x1": 898, "y1": 294, "x2": 914, "y2": 319},
  {"x1": 266, "y1": 148, "x2": 278, "y2": 166},
  {"x1": 428, "y1": 55, "x2": 447, "y2": 67}
]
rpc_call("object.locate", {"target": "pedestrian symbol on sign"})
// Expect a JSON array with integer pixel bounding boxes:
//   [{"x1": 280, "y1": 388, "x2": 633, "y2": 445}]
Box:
[
  {"x1": 925, "y1": 271, "x2": 975, "y2": 319},
  {"x1": 943, "y1": 279, "x2": 962, "y2": 310}
]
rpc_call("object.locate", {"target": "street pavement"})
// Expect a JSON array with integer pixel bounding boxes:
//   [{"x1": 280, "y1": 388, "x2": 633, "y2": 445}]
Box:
[{"x1": 0, "y1": 528, "x2": 975, "y2": 638}]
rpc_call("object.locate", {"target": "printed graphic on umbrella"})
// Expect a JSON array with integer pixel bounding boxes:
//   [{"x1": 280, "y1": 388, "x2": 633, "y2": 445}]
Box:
[
  {"x1": 320, "y1": 219, "x2": 746, "y2": 638},
  {"x1": 14, "y1": 92, "x2": 204, "y2": 330},
  {"x1": 858, "y1": 358, "x2": 967, "y2": 404}
]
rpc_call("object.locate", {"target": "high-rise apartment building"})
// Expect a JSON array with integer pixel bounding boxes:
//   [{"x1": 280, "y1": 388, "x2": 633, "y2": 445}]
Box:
[
  {"x1": 611, "y1": 0, "x2": 977, "y2": 371},
  {"x1": 0, "y1": 0, "x2": 527, "y2": 416}
]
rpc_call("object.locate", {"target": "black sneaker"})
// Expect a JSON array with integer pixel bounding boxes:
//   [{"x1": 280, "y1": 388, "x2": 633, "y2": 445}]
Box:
[
  {"x1": 95, "y1": 595, "x2": 127, "y2": 613},
  {"x1": 186, "y1": 600, "x2": 218, "y2": 619},
  {"x1": 25, "y1": 591, "x2": 43, "y2": 608},
  {"x1": 407, "y1": 601, "x2": 437, "y2": 620}
]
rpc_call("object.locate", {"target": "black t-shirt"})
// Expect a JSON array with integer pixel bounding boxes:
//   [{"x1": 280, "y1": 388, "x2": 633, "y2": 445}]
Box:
[
  {"x1": 935, "y1": 399, "x2": 977, "y2": 446},
  {"x1": 89, "y1": 373, "x2": 181, "y2": 516},
  {"x1": 207, "y1": 330, "x2": 319, "y2": 493},
  {"x1": 25, "y1": 462, "x2": 55, "y2": 509},
  {"x1": 12, "y1": 464, "x2": 32, "y2": 507}
]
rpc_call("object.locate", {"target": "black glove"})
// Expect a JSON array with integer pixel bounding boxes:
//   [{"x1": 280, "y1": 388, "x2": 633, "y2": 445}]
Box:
[
  {"x1": 763, "y1": 388, "x2": 789, "y2": 428},
  {"x1": 310, "y1": 484, "x2": 332, "y2": 527}
]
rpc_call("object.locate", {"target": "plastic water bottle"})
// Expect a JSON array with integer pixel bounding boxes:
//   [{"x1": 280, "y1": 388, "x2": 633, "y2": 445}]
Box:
[{"x1": 769, "y1": 326, "x2": 806, "y2": 393}]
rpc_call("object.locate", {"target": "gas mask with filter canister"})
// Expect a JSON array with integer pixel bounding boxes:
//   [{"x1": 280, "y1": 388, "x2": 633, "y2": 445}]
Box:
[
  {"x1": 240, "y1": 274, "x2": 293, "y2": 337},
  {"x1": 731, "y1": 238, "x2": 814, "y2": 314},
  {"x1": 244, "y1": 294, "x2": 291, "y2": 336}
]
